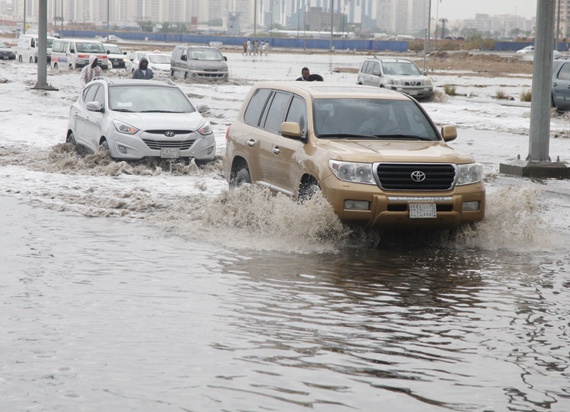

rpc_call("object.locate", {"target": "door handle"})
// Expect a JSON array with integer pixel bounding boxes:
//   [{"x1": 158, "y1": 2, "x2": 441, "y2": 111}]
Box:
[
  {"x1": 246, "y1": 139, "x2": 255, "y2": 147},
  {"x1": 273, "y1": 146, "x2": 281, "y2": 155}
]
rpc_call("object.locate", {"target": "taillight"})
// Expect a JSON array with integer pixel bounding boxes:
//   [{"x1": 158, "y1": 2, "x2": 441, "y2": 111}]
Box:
[{"x1": 225, "y1": 126, "x2": 230, "y2": 141}]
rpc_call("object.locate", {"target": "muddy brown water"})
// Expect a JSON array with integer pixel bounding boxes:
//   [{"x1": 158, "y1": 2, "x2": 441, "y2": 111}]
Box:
[{"x1": 2, "y1": 191, "x2": 569, "y2": 411}]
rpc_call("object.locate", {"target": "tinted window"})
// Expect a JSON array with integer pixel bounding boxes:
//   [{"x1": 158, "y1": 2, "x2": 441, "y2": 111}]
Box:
[
  {"x1": 244, "y1": 88, "x2": 271, "y2": 126},
  {"x1": 285, "y1": 96, "x2": 307, "y2": 137},
  {"x1": 263, "y1": 92, "x2": 291, "y2": 134}
]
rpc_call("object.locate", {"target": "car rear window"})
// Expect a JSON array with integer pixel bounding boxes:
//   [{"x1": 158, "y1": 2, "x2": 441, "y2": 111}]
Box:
[{"x1": 244, "y1": 88, "x2": 271, "y2": 126}]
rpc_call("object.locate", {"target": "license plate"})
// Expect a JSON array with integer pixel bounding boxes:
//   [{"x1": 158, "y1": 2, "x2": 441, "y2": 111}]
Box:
[
  {"x1": 160, "y1": 148, "x2": 180, "y2": 159},
  {"x1": 409, "y1": 203, "x2": 437, "y2": 219}
]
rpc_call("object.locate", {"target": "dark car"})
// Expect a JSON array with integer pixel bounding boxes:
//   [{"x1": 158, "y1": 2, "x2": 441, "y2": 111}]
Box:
[
  {"x1": 552, "y1": 59, "x2": 570, "y2": 111},
  {"x1": 0, "y1": 41, "x2": 16, "y2": 60}
]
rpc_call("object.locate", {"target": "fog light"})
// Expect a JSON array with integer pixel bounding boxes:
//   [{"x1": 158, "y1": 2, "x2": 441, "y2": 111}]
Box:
[
  {"x1": 206, "y1": 146, "x2": 214, "y2": 155},
  {"x1": 344, "y1": 200, "x2": 370, "y2": 210},
  {"x1": 118, "y1": 145, "x2": 128, "y2": 154},
  {"x1": 462, "y1": 201, "x2": 480, "y2": 211}
]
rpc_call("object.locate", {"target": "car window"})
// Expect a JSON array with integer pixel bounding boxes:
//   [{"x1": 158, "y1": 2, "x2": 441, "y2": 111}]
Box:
[
  {"x1": 109, "y1": 85, "x2": 195, "y2": 113},
  {"x1": 93, "y1": 85, "x2": 105, "y2": 107},
  {"x1": 284, "y1": 95, "x2": 307, "y2": 137},
  {"x1": 244, "y1": 88, "x2": 271, "y2": 126},
  {"x1": 313, "y1": 98, "x2": 437, "y2": 140},
  {"x1": 83, "y1": 84, "x2": 100, "y2": 103},
  {"x1": 556, "y1": 63, "x2": 570, "y2": 81},
  {"x1": 262, "y1": 92, "x2": 291, "y2": 134},
  {"x1": 382, "y1": 61, "x2": 421, "y2": 76}
]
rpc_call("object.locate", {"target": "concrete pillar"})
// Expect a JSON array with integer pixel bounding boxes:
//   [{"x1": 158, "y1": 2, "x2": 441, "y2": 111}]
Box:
[
  {"x1": 528, "y1": 0, "x2": 555, "y2": 162},
  {"x1": 33, "y1": 0, "x2": 58, "y2": 91}
]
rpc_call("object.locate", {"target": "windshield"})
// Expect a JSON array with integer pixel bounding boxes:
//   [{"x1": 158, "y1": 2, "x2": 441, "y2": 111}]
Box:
[
  {"x1": 313, "y1": 98, "x2": 437, "y2": 141},
  {"x1": 189, "y1": 48, "x2": 224, "y2": 61},
  {"x1": 76, "y1": 42, "x2": 106, "y2": 53},
  {"x1": 148, "y1": 54, "x2": 171, "y2": 64},
  {"x1": 106, "y1": 45, "x2": 122, "y2": 54},
  {"x1": 382, "y1": 61, "x2": 422, "y2": 76},
  {"x1": 109, "y1": 85, "x2": 196, "y2": 113}
]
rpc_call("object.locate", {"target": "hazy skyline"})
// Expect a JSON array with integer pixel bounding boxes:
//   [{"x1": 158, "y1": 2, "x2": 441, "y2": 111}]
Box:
[{"x1": 432, "y1": 0, "x2": 536, "y2": 21}]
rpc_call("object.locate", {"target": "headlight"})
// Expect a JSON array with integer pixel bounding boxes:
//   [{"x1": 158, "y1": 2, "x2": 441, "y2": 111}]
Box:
[
  {"x1": 197, "y1": 121, "x2": 212, "y2": 136},
  {"x1": 392, "y1": 79, "x2": 404, "y2": 85},
  {"x1": 457, "y1": 163, "x2": 483, "y2": 185},
  {"x1": 113, "y1": 120, "x2": 139, "y2": 135},
  {"x1": 329, "y1": 160, "x2": 375, "y2": 185},
  {"x1": 424, "y1": 79, "x2": 432, "y2": 85}
]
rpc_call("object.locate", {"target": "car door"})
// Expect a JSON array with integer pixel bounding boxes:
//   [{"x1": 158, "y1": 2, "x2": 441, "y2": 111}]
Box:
[
  {"x1": 83, "y1": 84, "x2": 106, "y2": 151},
  {"x1": 257, "y1": 91, "x2": 292, "y2": 192},
  {"x1": 72, "y1": 84, "x2": 99, "y2": 151},
  {"x1": 552, "y1": 61, "x2": 570, "y2": 110},
  {"x1": 267, "y1": 95, "x2": 308, "y2": 195}
]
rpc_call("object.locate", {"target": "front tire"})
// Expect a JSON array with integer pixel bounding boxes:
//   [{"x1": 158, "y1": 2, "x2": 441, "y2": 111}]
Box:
[
  {"x1": 230, "y1": 164, "x2": 251, "y2": 187},
  {"x1": 299, "y1": 178, "x2": 320, "y2": 203}
]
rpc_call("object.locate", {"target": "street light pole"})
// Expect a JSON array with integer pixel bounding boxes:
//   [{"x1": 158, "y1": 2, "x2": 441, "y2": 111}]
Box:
[
  {"x1": 423, "y1": 0, "x2": 432, "y2": 73},
  {"x1": 329, "y1": 0, "x2": 333, "y2": 52},
  {"x1": 107, "y1": 0, "x2": 110, "y2": 41}
]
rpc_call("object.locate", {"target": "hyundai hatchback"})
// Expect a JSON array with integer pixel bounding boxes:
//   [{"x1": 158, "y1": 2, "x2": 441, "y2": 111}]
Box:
[{"x1": 66, "y1": 78, "x2": 216, "y2": 165}]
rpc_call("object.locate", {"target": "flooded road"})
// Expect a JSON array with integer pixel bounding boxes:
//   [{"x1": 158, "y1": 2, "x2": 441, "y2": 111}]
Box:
[{"x1": 2, "y1": 195, "x2": 569, "y2": 412}]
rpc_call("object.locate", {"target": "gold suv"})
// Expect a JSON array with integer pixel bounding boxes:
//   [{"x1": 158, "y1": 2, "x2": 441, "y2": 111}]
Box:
[{"x1": 224, "y1": 82, "x2": 485, "y2": 229}]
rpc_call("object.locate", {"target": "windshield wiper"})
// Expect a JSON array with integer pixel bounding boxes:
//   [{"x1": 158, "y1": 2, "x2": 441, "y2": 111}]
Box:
[
  {"x1": 373, "y1": 134, "x2": 434, "y2": 141},
  {"x1": 318, "y1": 133, "x2": 379, "y2": 139},
  {"x1": 139, "y1": 110, "x2": 180, "y2": 113}
]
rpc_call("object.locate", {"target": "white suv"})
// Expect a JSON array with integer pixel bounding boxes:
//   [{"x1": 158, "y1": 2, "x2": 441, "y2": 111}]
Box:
[
  {"x1": 66, "y1": 78, "x2": 216, "y2": 165},
  {"x1": 357, "y1": 57, "x2": 433, "y2": 100}
]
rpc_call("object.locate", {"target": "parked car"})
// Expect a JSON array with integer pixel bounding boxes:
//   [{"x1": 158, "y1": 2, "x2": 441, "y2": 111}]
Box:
[
  {"x1": 51, "y1": 39, "x2": 109, "y2": 70},
  {"x1": 356, "y1": 57, "x2": 433, "y2": 100},
  {"x1": 66, "y1": 78, "x2": 216, "y2": 165},
  {"x1": 127, "y1": 51, "x2": 148, "y2": 73},
  {"x1": 129, "y1": 52, "x2": 171, "y2": 76},
  {"x1": 224, "y1": 82, "x2": 485, "y2": 229},
  {"x1": 0, "y1": 41, "x2": 16, "y2": 60},
  {"x1": 170, "y1": 45, "x2": 228, "y2": 81},
  {"x1": 103, "y1": 43, "x2": 128, "y2": 69},
  {"x1": 16, "y1": 34, "x2": 55, "y2": 63},
  {"x1": 552, "y1": 59, "x2": 570, "y2": 111},
  {"x1": 516, "y1": 45, "x2": 534, "y2": 55},
  {"x1": 516, "y1": 45, "x2": 561, "y2": 60}
]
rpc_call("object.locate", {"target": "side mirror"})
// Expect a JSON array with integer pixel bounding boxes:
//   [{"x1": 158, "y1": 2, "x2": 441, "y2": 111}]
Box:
[
  {"x1": 441, "y1": 125, "x2": 457, "y2": 142},
  {"x1": 223, "y1": 56, "x2": 227, "y2": 61},
  {"x1": 281, "y1": 122, "x2": 303, "y2": 140},
  {"x1": 86, "y1": 101, "x2": 104, "y2": 113},
  {"x1": 197, "y1": 104, "x2": 209, "y2": 114},
  {"x1": 181, "y1": 55, "x2": 187, "y2": 61},
  {"x1": 70, "y1": 48, "x2": 75, "y2": 53},
  {"x1": 107, "y1": 50, "x2": 110, "y2": 54}
]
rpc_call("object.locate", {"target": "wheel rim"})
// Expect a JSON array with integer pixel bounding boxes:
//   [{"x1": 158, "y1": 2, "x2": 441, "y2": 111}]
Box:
[{"x1": 66, "y1": 132, "x2": 76, "y2": 146}]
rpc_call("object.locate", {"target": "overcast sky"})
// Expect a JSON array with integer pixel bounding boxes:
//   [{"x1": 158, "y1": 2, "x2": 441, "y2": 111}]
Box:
[{"x1": 435, "y1": 0, "x2": 537, "y2": 21}]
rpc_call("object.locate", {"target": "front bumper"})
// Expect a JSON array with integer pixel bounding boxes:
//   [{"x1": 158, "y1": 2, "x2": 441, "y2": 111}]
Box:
[
  {"x1": 107, "y1": 130, "x2": 216, "y2": 162},
  {"x1": 321, "y1": 174, "x2": 485, "y2": 229}
]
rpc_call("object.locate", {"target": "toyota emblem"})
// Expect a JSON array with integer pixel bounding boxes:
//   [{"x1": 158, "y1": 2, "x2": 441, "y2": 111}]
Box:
[
  {"x1": 410, "y1": 171, "x2": 426, "y2": 182},
  {"x1": 164, "y1": 131, "x2": 175, "y2": 137}
]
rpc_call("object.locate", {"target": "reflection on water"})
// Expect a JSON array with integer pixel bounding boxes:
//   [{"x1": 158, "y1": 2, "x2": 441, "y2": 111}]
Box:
[{"x1": 219, "y1": 248, "x2": 570, "y2": 411}]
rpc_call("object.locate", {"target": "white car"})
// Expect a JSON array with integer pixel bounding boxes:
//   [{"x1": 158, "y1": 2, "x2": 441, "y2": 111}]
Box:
[
  {"x1": 516, "y1": 45, "x2": 534, "y2": 54},
  {"x1": 103, "y1": 43, "x2": 128, "y2": 69},
  {"x1": 144, "y1": 52, "x2": 171, "y2": 76},
  {"x1": 66, "y1": 78, "x2": 216, "y2": 165}
]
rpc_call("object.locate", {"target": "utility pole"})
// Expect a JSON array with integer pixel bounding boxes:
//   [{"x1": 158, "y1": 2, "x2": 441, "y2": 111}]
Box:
[{"x1": 329, "y1": 0, "x2": 334, "y2": 52}]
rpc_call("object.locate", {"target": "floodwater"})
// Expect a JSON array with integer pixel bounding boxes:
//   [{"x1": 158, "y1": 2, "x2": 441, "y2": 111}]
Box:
[
  {"x1": 2, "y1": 187, "x2": 570, "y2": 411},
  {"x1": 2, "y1": 51, "x2": 570, "y2": 411}
]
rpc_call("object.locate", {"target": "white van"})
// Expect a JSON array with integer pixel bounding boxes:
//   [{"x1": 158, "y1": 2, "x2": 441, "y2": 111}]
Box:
[
  {"x1": 17, "y1": 34, "x2": 55, "y2": 63},
  {"x1": 50, "y1": 39, "x2": 109, "y2": 70}
]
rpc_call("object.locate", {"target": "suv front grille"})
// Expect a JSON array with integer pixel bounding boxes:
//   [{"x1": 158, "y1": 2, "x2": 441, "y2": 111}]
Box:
[
  {"x1": 142, "y1": 139, "x2": 195, "y2": 150},
  {"x1": 376, "y1": 163, "x2": 456, "y2": 191}
]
